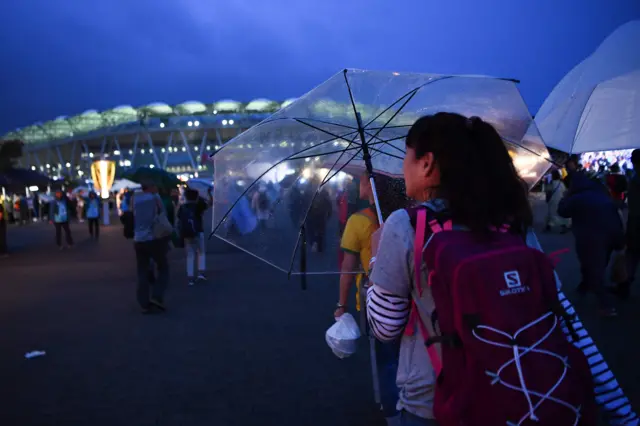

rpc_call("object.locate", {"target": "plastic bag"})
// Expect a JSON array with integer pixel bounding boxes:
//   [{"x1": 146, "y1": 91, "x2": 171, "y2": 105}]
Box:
[{"x1": 325, "y1": 313, "x2": 361, "y2": 359}]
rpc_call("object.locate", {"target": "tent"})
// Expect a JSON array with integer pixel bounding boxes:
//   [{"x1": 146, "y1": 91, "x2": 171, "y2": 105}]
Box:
[
  {"x1": 536, "y1": 20, "x2": 640, "y2": 154},
  {"x1": 110, "y1": 178, "x2": 141, "y2": 193}
]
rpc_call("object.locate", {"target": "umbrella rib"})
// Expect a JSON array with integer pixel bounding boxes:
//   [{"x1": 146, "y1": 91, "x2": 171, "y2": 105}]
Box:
[
  {"x1": 288, "y1": 142, "x2": 369, "y2": 161},
  {"x1": 367, "y1": 145, "x2": 404, "y2": 161},
  {"x1": 364, "y1": 89, "x2": 420, "y2": 147},
  {"x1": 209, "y1": 129, "x2": 360, "y2": 238},
  {"x1": 319, "y1": 132, "x2": 363, "y2": 186},
  {"x1": 502, "y1": 135, "x2": 554, "y2": 160},
  {"x1": 362, "y1": 88, "x2": 419, "y2": 129},
  {"x1": 363, "y1": 130, "x2": 406, "y2": 155},
  {"x1": 343, "y1": 69, "x2": 362, "y2": 127},
  {"x1": 322, "y1": 146, "x2": 364, "y2": 185},
  {"x1": 207, "y1": 118, "x2": 356, "y2": 159},
  {"x1": 364, "y1": 76, "x2": 455, "y2": 147},
  {"x1": 366, "y1": 124, "x2": 412, "y2": 131},
  {"x1": 293, "y1": 119, "x2": 358, "y2": 145},
  {"x1": 286, "y1": 142, "x2": 364, "y2": 275},
  {"x1": 362, "y1": 75, "x2": 453, "y2": 129},
  {"x1": 267, "y1": 116, "x2": 357, "y2": 130}
]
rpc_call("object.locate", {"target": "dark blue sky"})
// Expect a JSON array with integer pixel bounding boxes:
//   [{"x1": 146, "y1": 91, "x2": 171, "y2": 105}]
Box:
[{"x1": 0, "y1": 0, "x2": 638, "y2": 133}]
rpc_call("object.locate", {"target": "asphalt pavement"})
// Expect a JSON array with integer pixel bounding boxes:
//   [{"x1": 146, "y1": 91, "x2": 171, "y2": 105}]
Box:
[{"x1": 0, "y1": 201, "x2": 638, "y2": 426}]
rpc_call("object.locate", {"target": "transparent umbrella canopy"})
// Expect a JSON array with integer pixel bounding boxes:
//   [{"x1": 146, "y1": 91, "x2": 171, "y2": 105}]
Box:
[{"x1": 210, "y1": 69, "x2": 551, "y2": 277}]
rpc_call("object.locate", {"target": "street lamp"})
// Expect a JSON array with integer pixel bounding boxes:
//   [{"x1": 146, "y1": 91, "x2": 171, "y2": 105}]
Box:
[{"x1": 90, "y1": 159, "x2": 116, "y2": 225}]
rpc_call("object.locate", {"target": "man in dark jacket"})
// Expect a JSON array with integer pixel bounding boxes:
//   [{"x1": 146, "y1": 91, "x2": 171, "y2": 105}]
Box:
[
  {"x1": 612, "y1": 149, "x2": 640, "y2": 299},
  {"x1": 0, "y1": 201, "x2": 7, "y2": 257},
  {"x1": 558, "y1": 169, "x2": 624, "y2": 316}
]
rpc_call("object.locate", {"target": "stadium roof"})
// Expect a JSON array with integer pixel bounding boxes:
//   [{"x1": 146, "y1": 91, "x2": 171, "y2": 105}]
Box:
[{"x1": 2, "y1": 98, "x2": 298, "y2": 145}]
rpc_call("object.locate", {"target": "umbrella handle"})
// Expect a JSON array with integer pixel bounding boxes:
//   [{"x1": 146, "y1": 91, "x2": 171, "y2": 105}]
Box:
[{"x1": 369, "y1": 177, "x2": 384, "y2": 225}]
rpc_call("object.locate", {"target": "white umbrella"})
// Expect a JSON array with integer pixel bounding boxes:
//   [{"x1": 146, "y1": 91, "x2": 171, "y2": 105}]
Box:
[
  {"x1": 536, "y1": 21, "x2": 640, "y2": 154},
  {"x1": 187, "y1": 178, "x2": 213, "y2": 199},
  {"x1": 111, "y1": 178, "x2": 141, "y2": 192},
  {"x1": 72, "y1": 186, "x2": 90, "y2": 195}
]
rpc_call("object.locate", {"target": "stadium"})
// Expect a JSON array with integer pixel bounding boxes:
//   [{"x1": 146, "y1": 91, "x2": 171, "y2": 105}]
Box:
[{"x1": 0, "y1": 99, "x2": 297, "y2": 182}]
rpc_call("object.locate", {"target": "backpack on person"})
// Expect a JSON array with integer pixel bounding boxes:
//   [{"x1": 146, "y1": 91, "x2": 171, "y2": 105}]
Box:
[
  {"x1": 179, "y1": 205, "x2": 198, "y2": 239},
  {"x1": 407, "y1": 206, "x2": 597, "y2": 426}
]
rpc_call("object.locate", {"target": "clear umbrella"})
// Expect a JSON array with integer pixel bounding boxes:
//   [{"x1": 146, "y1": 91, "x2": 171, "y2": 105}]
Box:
[{"x1": 210, "y1": 69, "x2": 551, "y2": 277}]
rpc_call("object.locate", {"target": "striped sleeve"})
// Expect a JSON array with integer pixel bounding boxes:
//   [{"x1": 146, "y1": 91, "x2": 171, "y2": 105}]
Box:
[
  {"x1": 366, "y1": 284, "x2": 410, "y2": 342},
  {"x1": 558, "y1": 290, "x2": 638, "y2": 425}
]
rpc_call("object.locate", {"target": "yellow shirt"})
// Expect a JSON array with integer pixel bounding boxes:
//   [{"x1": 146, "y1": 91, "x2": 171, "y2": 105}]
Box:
[{"x1": 340, "y1": 208, "x2": 378, "y2": 311}]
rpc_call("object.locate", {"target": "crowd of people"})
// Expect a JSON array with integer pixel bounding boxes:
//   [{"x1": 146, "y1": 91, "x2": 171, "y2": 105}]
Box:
[
  {"x1": 544, "y1": 154, "x2": 639, "y2": 313},
  {"x1": 330, "y1": 113, "x2": 636, "y2": 426},
  {"x1": 0, "y1": 189, "x2": 114, "y2": 253}
]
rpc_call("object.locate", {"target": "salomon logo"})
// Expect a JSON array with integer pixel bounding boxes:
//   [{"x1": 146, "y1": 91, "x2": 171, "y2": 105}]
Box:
[
  {"x1": 500, "y1": 270, "x2": 530, "y2": 296},
  {"x1": 504, "y1": 271, "x2": 521, "y2": 288}
]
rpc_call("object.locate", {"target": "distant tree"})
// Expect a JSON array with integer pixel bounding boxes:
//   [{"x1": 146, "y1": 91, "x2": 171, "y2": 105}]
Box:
[{"x1": 0, "y1": 140, "x2": 23, "y2": 171}]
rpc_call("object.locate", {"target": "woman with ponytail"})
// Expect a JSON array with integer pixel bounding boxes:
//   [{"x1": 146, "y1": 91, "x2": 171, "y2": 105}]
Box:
[{"x1": 365, "y1": 113, "x2": 636, "y2": 426}]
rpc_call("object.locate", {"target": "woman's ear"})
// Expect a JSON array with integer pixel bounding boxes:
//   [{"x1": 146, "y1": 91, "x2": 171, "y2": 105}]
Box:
[{"x1": 421, "y1": 152, "x2": 436, "y2": 178}]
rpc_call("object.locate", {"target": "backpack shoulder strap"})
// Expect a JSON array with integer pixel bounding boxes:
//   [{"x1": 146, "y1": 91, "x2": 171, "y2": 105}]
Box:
[{"x1": 404, "y1": 205, "x2": 452, "y2": 377}]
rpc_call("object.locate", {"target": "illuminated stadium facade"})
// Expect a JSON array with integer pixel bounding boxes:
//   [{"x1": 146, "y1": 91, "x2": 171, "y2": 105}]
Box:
[{"x1": 0, "y1": 99, "x2": 296, "y2": 181}]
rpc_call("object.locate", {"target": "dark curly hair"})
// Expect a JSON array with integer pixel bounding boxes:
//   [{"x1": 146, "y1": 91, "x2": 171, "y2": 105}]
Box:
[{"x1": 405, "y1": 112, "x2": 532, "y2": 235}]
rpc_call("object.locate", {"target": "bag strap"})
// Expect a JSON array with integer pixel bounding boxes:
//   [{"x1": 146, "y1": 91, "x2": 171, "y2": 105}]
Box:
[{"x1": 406, "y1": 207, "x2": 443, "y2": 377}]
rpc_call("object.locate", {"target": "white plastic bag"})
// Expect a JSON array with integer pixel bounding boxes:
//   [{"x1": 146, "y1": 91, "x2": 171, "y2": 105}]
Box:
[{"x1": 325, "y1": 313, "x2": 361, "y2": 359}]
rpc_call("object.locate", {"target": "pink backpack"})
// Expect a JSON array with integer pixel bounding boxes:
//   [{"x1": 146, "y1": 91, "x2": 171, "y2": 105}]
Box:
[{"x1": 407, "y1": 207, "x2": 597, "y2": 426}]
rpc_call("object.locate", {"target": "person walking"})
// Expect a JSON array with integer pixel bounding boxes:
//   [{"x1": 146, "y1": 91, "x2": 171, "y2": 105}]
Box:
[
  {"x1": 52, "y1": 191, "x2": 74, "y2": 250},
  {"x1": 0, "y1": 200, "x2": 8, "y2": 257},
  {"x1": 545, "y1": 169, "x2": 570, "y2": 233},
  {"x1": 85, "y1": 191, "x2": 101, "y2": 240},
  {"x1": 558, "y1": 160, "x2": 625, "y2": 317},
  {"x1": 251, "y1": 185, "x2": 271, "y2": 231},
  {"x1": 75, "y1": 194, "x2": 85, "y2": 223},
  {"x1": 177, "y1": 188, "x2": 212, "y2": 286},
  {"x1": 611, "y1": 149, "x2": 640, "y2": 299},
  {"x1": 306, "y1": 178, "x2": 332, "y2": 253},
  {"x1": 133, "y1": 181, "x2": 170, "y2": 313}
]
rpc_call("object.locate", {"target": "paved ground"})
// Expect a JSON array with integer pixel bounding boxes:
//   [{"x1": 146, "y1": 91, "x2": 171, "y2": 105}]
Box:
[{"x1": 0, "y1": 201, "x2": 638, "y2": 426}]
